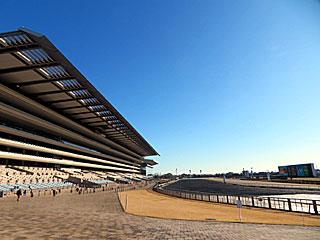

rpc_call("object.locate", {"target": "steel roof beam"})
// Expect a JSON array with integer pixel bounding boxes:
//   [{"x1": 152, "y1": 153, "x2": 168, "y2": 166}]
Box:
[
  {"x1": 90, "y1": 123, "x2": 107, "y2": 127},
  {"x1": 0, "y1": 43, "x2": 40, "y2": 54},
  {"x1": 46, "y1": 96, "x2": 94, "y2": 104},
  {"x1": 0, "y1": 30, "x2": 25, "y2": 38},
  {"x1": 69, "y1": 109, "x2": 110, "y2": 116},
  {"x1": 58, "y1": 104, "x2": 101, "y2": 110},
  {"x1": 107, "y1": 133, "x2": 125, "y2": 137},
  {"x1": 0, "y1": 62, "x2": 59, "y2": 75},
  {"x1": 76, "y1": 116, "x2": 100, "y2": 120},
  {"x1": 103, "y1": 131, "x2": 118, "y2": 134},
  {"x1": 86, "y1": 120, "x2": 105, "y2": 124},
  {"x1": 70, "y1": 111, "x2": 96, "y2": 116},
  {"x1": 58, "y1": 105, "x2": 86, "y2": 110},
  {"x1": 31, "y1": 87, "x2": 87, "y2": 97},
  {"x1": 18, "y1": 76, "x2": 74, "y2": 87},
  {"x1": 112, "y1": 136, "x2": 130, "y2": 140},
  {"x1": 103, "y1": 129, "x2": 118, "y2": 132}
]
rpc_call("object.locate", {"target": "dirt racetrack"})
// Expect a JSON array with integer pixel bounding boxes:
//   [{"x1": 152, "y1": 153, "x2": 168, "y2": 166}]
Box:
[{"x1": 164, "y1": 179, "x2": 320, "y2": 196}]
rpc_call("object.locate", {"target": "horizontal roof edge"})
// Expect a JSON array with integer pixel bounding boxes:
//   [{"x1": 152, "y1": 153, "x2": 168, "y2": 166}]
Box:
[{"x1": 18, "y1": 27, "x2": 44, "y2": 37}]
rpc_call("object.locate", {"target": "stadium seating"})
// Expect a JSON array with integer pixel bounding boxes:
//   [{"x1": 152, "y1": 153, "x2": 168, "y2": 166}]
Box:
[
  {"x1": 0, "y1": 164, "x2": 152, "y2": 193},
  {"x1": 0, "y1": 182, "x2": 74, "y2": 191},
  {"x1": 0, "y1": 165, "x2": 130, "y2": 192}
]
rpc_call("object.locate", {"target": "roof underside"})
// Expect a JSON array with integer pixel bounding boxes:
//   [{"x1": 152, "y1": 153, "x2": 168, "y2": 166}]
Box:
[
  {"x1": 0, "y1": 28, "x2": 158, "y2": 157},
  {"x1": 143, "y1": 159, "x2": 158, "y2": 166}
]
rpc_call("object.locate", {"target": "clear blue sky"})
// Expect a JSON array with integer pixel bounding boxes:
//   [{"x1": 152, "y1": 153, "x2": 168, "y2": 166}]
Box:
[{"x1": 1, "y1": 0, "x2": 320, "y2": 174}]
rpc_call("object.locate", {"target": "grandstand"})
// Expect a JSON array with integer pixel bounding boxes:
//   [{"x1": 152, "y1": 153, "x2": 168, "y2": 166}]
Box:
[{"x1": 0, "y1": 28, "x2": 158, "y2": 192}]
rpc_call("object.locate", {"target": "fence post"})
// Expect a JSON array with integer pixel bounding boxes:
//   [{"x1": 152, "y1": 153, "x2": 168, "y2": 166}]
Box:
[
  {"x1": 288, "y1": 199, "x2": 292, "y2": 212},
  {"x1": 268, "y1": 197, "x2": 272, "y2": 209},
  {"x1": 252, "y1": 197, "x2": 254, "y2": 207},
  {"x1": 217, "y1": 195, "x2": 219, "y2": 203},
  {"x1": 226, "y1": 195, "x2": 229, "y2": 204},
  {"x1": 201, "y1": 194, "x2": 203, "y2": 201},
  {"x1": 313, "y1": 200, "x2": 318, "y2": 214}
]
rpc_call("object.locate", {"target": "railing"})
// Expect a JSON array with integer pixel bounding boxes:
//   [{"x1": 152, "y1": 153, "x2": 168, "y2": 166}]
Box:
[
  {"x1": 206, "y1": 178, "x2": 320, "y2": 190},
  {"x1": 153, "y1": 186, "x2": 320, "y2": 215},
  {"x1": 115, "y1": 181, "x2": 155, "y2": 192}
]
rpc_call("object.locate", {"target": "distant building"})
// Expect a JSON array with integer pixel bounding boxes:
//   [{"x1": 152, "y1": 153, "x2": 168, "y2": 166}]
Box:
[{"x1": 242, "y1": 169, "x2": 249, "y2": 178}]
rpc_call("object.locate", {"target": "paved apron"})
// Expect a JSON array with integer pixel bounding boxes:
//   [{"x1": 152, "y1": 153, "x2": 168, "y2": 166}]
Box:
[{"x1": 0, "y1": 191, "x2": 319, "y2": 239}]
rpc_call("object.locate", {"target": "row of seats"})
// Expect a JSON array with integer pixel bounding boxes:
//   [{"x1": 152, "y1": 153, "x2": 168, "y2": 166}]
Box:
[
  {"x1": 0, "y1": 165, "x2": 69, "y2": 184},
  {"x1": 0, "y1": 182, "x2": 74, "y2": 191},
  {"x1": 0, "y1": 165, "x2": 150, "y2": 187},
  {"x1": 90, "y1": 179, "x2": 114, "y2": 184},
  {"x1": 61, "y1": 168, "x2": 106, "y2": 181}
]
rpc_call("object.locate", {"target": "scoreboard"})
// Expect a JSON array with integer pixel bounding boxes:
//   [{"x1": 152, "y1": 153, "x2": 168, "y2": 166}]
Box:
[{"x1": 278, "y1": 163, "x2": 316, "y2": 178}]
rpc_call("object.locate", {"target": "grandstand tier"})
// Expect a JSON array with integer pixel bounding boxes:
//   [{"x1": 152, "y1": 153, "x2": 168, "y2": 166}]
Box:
[{"x1": 0, "y1": 28, "x2": 158, "y2": 176}]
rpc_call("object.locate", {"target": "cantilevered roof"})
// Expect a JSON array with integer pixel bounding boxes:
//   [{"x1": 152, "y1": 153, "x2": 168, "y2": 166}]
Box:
[
  {"x1": 0, "y1": 28, "x2": 159, "y2": 157},
  {"x1": 143, "y1": 159, "x2": 158, "y2": 166}
]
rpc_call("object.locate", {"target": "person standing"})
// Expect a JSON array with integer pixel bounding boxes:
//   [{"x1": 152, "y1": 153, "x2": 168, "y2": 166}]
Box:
[{"x1": 16, "y1": 188, "x2": 22, "y2": 201}]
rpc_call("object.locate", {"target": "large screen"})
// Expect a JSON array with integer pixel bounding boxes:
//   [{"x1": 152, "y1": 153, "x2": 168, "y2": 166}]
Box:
[
  {"x1": 278, "y1": 166, "x2": 288, "y2": 176},
  {"x1": 278, "y1": 163, "x2": 316, "y2": 177}
]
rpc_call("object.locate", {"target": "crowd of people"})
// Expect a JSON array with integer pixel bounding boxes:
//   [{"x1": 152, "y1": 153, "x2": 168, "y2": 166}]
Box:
[
  {"x1": 15, "y1": 187, "x2": 34, "y2": 201},
  {"x1": 11, "y1": 181, "x2": 152, "y2": 202},
  {"x1": 15, "y1": 187, "x2": 62, "y2": 201}
]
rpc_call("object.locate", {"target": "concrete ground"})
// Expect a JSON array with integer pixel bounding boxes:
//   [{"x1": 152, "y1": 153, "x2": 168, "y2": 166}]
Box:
[{"x1": 1, "y1": 189, "x2": 320, "y2": 239}]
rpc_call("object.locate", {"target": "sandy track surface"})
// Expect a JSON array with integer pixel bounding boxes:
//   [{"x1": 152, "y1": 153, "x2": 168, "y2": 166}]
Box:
[{"x1": 164, "y1": 179, "x2": 320, "y2": 196}]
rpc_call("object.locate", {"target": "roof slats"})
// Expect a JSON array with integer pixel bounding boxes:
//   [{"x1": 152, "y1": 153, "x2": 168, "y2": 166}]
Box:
[{"x1": 0, "y1": 29, "x2": 158, "y2": 156}]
